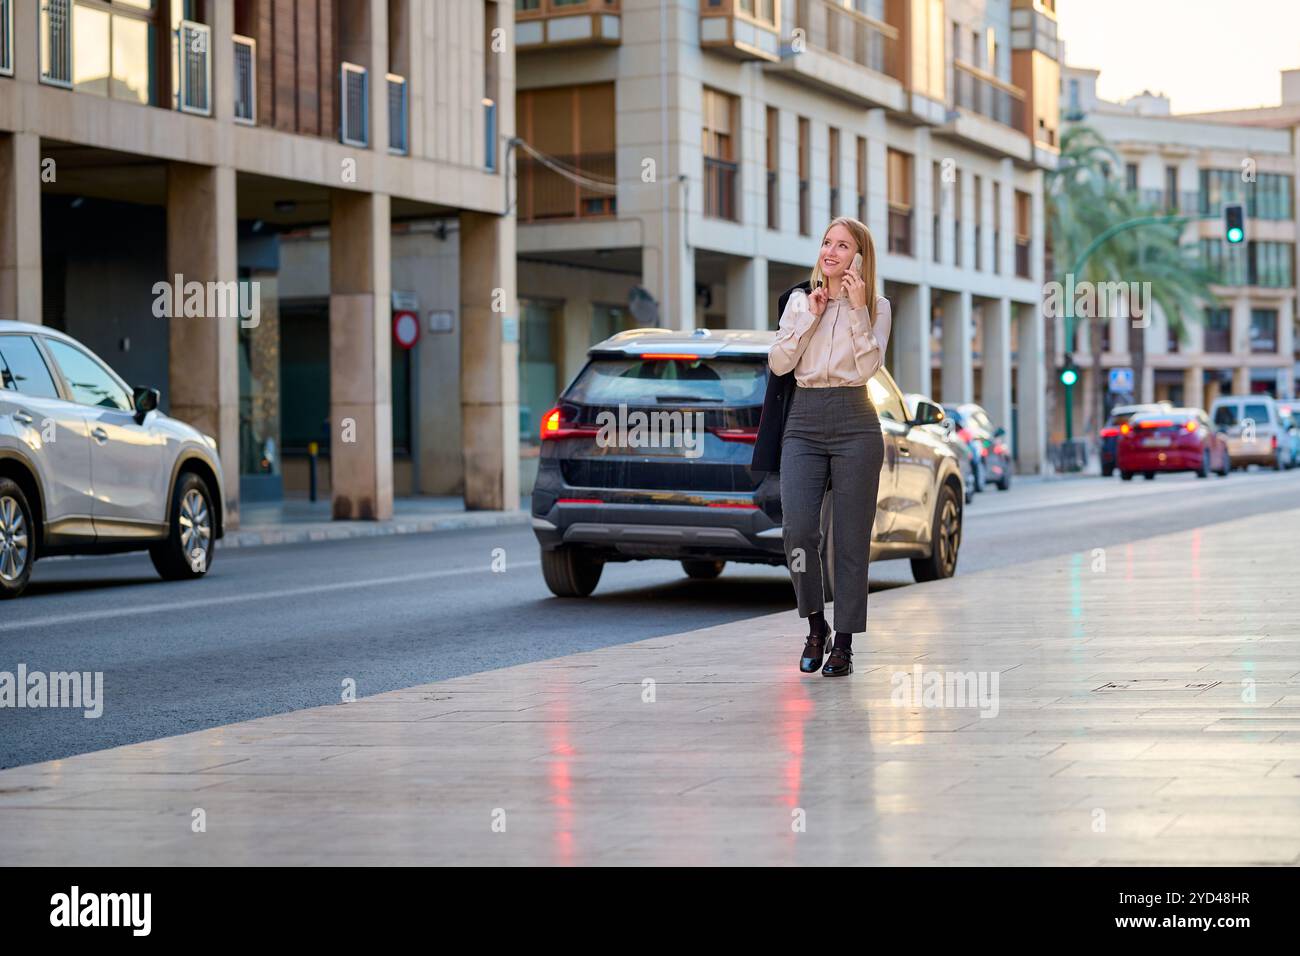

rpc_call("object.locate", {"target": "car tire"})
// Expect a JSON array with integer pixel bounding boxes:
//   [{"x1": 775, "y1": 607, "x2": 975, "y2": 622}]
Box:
[
  {"x1": 1144, "y1": 472, "x2": 1155, "y2": 480},
  {"x1": 0, "y1": 478, "x2": 35, "y2": 600},
  {"x1": 1196, "y1": 450, "x2": 1210, "y2": 479},
  {"x1": 996, "y1": 465, "x2": 1011, "y2": 491},
  {"x1": 1120, "y1": 471, "x2": 1134, "y2": 481},
  {"x1": 911, "y1": 482, "x2": 961, "y2": 583},
  {"x1": 540, "y1": 546, "x2": 603, "y2": 597},
  {"x1": 149, "y1": 471, "x2": 216, "y2": 582},
  {"x1": 971, "y1": 459, "x2": 985, "y2": 493},
  {"x1": 682, "y1": 559, "x2": 725, "y2": 580},
  {"x1": 1101, "y1": 464, "x2": 1114, "y2": 478},
  {"x1": 1274, "y1": 451, "x2": 1284, "y2": 471}
]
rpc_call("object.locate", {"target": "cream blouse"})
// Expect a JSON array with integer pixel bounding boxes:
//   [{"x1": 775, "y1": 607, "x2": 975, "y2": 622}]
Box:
[{"x1": 769, "y1": 290, "x2": 892, "y2": 387}]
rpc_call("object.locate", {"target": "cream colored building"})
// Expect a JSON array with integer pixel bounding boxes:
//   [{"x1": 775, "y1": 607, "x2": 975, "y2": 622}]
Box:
[
  {"x1": 0, "y1": 0, "x2": 518, "y2": 522},
  {"x1": 1059, "y1": 66, "x2": 1298, "y2": 435},
  {"x1": 512, "y1": 0, "x2": 1061, "y2": 485}
]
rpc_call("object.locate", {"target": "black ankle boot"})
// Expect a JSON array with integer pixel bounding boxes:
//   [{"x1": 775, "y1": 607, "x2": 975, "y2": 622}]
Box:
[
  {"x1": 822, "y1": 633, "x2": 854, "y2": 677},
  {"x1": 799, "y1": 617, "x2": 831, "y2": 673}
]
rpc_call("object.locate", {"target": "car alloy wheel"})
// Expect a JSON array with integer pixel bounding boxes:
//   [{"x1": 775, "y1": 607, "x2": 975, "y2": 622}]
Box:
[
  {"x1": 179, "y1": 488, "x2": 212, "y2": 569},
  {"x1": 935, "y1": 493, "x2": 961, "y2": 575},
  {"x1": 0, "y1": 495, "x2": 29, "y2": 584}
]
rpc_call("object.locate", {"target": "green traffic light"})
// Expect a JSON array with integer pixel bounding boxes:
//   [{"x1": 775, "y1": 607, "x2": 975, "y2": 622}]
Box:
[
  {"x1": 1227, "y1": 226, "x2": 1244, "y2": 244},
  {"x1": 1060, "y1": 368, "x2": 1078, "y2": 387}
]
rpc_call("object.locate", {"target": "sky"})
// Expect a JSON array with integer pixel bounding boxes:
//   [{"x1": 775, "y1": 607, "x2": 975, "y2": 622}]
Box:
[{"x1": 1056, "y1": 0, "x2": 1300, "y2": 114}]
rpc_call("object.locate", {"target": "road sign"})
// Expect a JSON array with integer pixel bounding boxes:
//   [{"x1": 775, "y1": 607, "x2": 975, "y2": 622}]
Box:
[
  {"x1": 393, "y1": 310, "x2": 420, "y2": 349},
  {"x1": 1108, "y1": 367, "x2": 1134, "y2": 393}
]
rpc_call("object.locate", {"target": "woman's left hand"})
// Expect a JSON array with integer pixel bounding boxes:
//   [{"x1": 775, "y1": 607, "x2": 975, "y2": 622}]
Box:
[{"x1": 842, "y1": 269, "x2": 869, "y2": 310}]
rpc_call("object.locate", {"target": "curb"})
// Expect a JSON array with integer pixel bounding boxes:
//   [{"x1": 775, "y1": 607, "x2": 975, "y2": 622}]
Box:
[{"x1": 222, "y1": 509, "x2": 531, "y2": 549}]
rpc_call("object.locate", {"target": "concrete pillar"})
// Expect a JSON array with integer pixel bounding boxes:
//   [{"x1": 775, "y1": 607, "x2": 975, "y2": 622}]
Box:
[
  {"x1": 1232, "y1": 366, "x2": 1250, "y2": 395},
  {"x1": 166, "y1": 163, "x2": 240, "y2": 528},
  {"x1": 726, "y1": 255, "x2": 768, "y2": 330},
  {"x1": 941, "y1": 289, "x2": 973, "y2": 403},
  {"x1": 982, "y1": 297, "x2": 1013, "y2": 429},
  {"x1": 892, "y1": 283, "x2": 932, "y2": 396},
  {"x1": 959, "y1": 166, "x2": 976, "y2": 269},
  {"x1": 329, "y1": 190, "x2": 393, "y2": 521},
  {"x1": 1140, "y1": 365, "x2": 1155, "y2": 403},
  {"x1": 938, "y1": 164, "x2": 955, "y2": 267},
  {"x1": 914, "y1": 131, "x2": 934, "y2": 265},
  {"x1": 460, "y1": 210, "x2": 520, "y2": 511},
  {"x1": 210, "y1": 0, "x2": 235, "y2": 122},
  {"x1": 1015, "y1": 301, "x2": 1047, "y2": 473},
  {"x1": 865, "y1": 111, "x2": 888, "y2": 243},
  {"x1": 0, "y1": 133, "x2": 41, "y2": 322},
  {"x1": 1184, "y1": 366, "x2": 1204, "y2": 411},
  {"x1": 998, "y1": 159, "x2": 1015, "y2": 278}
]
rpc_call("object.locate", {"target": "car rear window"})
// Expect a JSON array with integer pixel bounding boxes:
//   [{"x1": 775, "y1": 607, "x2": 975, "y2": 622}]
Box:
[
  {"x1": 564, "y1": 356, "x2": 767, "y2": 407},
  {"x1": 1243, "y1": 403, "x2": 1271, "y2": 425},
  {"x1": 1213, "y1": 405, "x2": 1238, "y2": 427}
]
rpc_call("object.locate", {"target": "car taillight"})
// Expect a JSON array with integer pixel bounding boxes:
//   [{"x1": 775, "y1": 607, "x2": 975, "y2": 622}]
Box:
[
  {"x1": 979, "y1": 444, "x2": 988, "y2": 457},
  {"x1": 1272, "y1": 435, "x2": 1279, "y2": 449},
  {"x1": 1120, "y1": 423, "x2": 1131, "y2": 435},
  {"x1": 639, "y1": 353, "x2": 700, "y2": 361},
  {"x1": 708, "y1": 426, "x2": 759, "y2": 443},
  {"x1": 1100, "y1": 427, "x2": 1120, "y2": 438},
  {"x1": 1138, "y1": 419, "x2": 1174, "y2": 429},
  {"x1": 540, "y1": 406, "x2": 600, "y2": 441},
  {"x1": 1185, "y1": 420, "x2": 1197, "y2": 432},
  {"x1": 992, "y1": 443, "x2": 1007, "y2": 456}
]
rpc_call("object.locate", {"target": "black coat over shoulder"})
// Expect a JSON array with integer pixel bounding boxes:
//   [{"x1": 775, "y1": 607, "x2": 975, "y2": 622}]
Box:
[{"x1": 749, "y1": 280, "x2": 812, "y2": 477}]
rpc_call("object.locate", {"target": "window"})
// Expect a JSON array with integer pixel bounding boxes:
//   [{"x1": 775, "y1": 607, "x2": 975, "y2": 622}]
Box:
[
  {"x1": 1, "y1": 0, "x2": 13, "y2": 77},
  {"x1": 856, "y1": 136, "x2": 867, "y2": 223},
  {"x1": 1164, "y1": 166, "x2": 1177, "y2": 212},
  {"x1": 1247, "y1": 241, "x2": 1295, "y2": 288},
  {"x1": 828, "y1": 126, "x2": 840, "y2": 217},
  {"x1": 0, "y1": 336, "x2": 60, "y2": 400},
  {"x1": 517, "y1": 83, "x2": 616, "y2": 221},
  {"x1": 887, "y1": 148, "x2": 912, "y2": 256},
  {"x1": 1204, "y1": 307, "x2": 1231, "y2": 352},
  {"x1": 1014, "y1": 189, "x2": 1031, "y2": 278},
  {"x1": 798, "y1": 116, "x2": 810, "y2": 236},
  {"x1": 765, "y1": 106, "x2": 779, "y2": 230},
  {"x1": 1213, "y1": 404, "x2": 1237, "y2": 427},
  {"x1": 1125, "y1": 163, "x2": 1137, "y2": 193},
  {"x1": 44, "y1": 339, "x2": 132, "y2": 410},
  {"x1": 703, "y1": 87, "x2": 738, "y2": 221},
  {"x1": 867, "y1": 373, "x2": 907, "y2": 423},
  {"x1": 67, "y1": 0, "x2": 159, "y2": 105},
  {"x1": 1250, "y1": 309, "x2": 1278, "y2": 353}
]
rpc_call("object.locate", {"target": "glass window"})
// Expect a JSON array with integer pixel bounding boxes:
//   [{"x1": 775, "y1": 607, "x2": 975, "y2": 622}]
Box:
[
  {"x1": 1213, "y1": 404, "x2": 1237, "y2": 427},
  {"x1": 44, "y1": 339, "x2": 133, "y2": 411},
  {"x1": 565, "y1": 357, "x2": 766, "y2": 408},
  {"x1": 867, "y1": 374, "x2": 907, "y2": 423},
  {"x1": 72, "y1": 3, "x2": 111, "y2": 96},
  {"x1": 111, "y1": 12, "x2": 154, "y2": 105},
  {"x1": 73, "y1": 1, "x2": 156, "y2": 104},
  {"x1": 1243, "y1": 403, "x2": 1271, "y2": 425},
  {"x1": 0, "y1": 336, "x2": 60, "y2": 400}
]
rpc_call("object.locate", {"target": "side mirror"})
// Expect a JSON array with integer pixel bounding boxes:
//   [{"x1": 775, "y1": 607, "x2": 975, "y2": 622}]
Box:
[
  {"x1": 133, "y1": 386, "x2": 160, "y2": 425},
  {"x1": 911, "y1": 399, "x2": 945, "y2": 427}
]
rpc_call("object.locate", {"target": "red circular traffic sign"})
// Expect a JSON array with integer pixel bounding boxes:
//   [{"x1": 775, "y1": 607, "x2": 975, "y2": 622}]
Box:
[{"x1": 393, "y1": 310, "x2": 420, "y2": 349}]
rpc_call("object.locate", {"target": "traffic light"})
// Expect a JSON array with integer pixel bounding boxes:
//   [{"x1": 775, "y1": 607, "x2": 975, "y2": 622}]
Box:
[
  {"x1": 1060, "y1": 363, "x2": 1079, "y2": 387},
  {"x1": 1224, "y1": 203, "x2": 1245, "y2": 245}
]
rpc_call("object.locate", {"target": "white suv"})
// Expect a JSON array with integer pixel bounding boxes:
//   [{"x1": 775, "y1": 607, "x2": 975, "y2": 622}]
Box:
[
  {"x1": 0, "y1": 321, "x2": 226, "y2": 598},
  {"x1": 1209, "y1": 394, "x2": 1295, "y2": 471}
]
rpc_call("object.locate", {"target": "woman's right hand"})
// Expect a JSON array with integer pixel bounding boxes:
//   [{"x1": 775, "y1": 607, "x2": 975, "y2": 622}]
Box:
[{"x1": 808, "y1": 286, "x2": 828, "y2": 317}]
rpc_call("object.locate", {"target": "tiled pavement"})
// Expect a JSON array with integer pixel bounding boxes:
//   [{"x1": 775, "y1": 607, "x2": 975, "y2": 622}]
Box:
[{"x1": 2, "y1": 508, "x2": 1299, "y2": 865}]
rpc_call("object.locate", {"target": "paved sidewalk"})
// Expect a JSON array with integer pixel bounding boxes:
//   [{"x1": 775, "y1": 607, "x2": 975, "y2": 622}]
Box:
[
  {"x1": 225, "y1": 496, "x2": 529, "y2": 549},
  {"x1": 2, "y1": 509, "x2": 1299, "y2": 865}
]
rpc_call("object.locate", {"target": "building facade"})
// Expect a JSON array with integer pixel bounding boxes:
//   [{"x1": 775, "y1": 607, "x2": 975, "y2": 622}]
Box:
[
  {"x1": 1060, "y1": 66, "x2": 1299, "y2": 435},
  {"x1": 0, "y1": 0, "x2": 518, "y2": 523},
  {"x1": 512, "y1": 0, "x2": 1061, "y2": 488}
]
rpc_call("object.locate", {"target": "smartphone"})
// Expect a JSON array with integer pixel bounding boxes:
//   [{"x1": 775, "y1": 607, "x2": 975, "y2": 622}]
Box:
[{"x1": 850, "y1": 252, "x2": 863, "y2": 275}]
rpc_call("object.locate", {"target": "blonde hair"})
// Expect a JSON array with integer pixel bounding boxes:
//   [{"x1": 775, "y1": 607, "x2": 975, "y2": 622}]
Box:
[{"x1": 810, "y1": 217, "x2": 878, "y2": 321}]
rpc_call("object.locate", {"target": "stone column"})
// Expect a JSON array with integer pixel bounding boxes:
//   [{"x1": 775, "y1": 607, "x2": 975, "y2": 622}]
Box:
[
  {"x1": 166, "y1": 163, "x2": 240, "y2": 528},
  {"x1": 982, "y1": 297, "x2": 1013, "y2": 431},
  {"x1": 329, "y1": 189, "x2": 393, "y2": 520},
  {"x1": 941, "y1": 289, "x2": 973, "y2": 403},
  {"x1": 460, "y1": 210, "x2": 520, "y2": 511},
  {"x1": 726, "y1": 255, "x2": 768, "y2": 330},
  {"x1": 1184, "y1": 366, "x2": 1204, "y2": 411},
  {"x1": 0, "y1": 133, "x2": 41, "y2": 323},
  {"x1": 1015, "y1": 301, "x2": 1047, "y2": 473},
  {"x1": 891, "y1": 283, "x2": 932, "y2": 396}
]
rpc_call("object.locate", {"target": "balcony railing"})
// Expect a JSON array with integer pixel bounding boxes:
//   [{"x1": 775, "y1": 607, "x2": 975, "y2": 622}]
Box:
[
  {"x1": 178, "y1": 20, "x2": 212, "y2": 115},
  {"x1": 233, "y1": 35, "x2": 256, "y2": 124},
  {"x1": 516, "y1": 0, "x2": 622, "y2": 48},
  {"x1": 388, "y1": 73, "x2": 409, "y2": 155},
  {"x1": 952, "y1": 61, "x2": 1025, "y2": 132},
  {"x1": 1, "y1": 0, "x2": 13, "y2": 77},
  {"x1": 518, "y1": 151, "x2": 616, "y2": 222},
  {"x1": 340, "y1": 62, "x2": 369, "y2": 147},
  {"x1": 888, "y1": 208, "x2": 912, "y2": 256},
  {"x1": 795, "y1": 0, "x2": 898, "y2": 78},
  {"x1": 1015, "y1": 238, "x2": 1031, "y2": 278},
  {"x1": 39, "y1": 0, "x2": 72, "y2": 87},
  {"x1": 704, "y1": 157, "x2": 738, "y2": 220}
]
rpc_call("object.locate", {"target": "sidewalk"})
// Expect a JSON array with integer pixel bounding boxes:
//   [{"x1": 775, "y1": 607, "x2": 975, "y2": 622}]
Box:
[
  {"x1": 225, "y1": 496, "x2": 529, "y2": 549},
  {"x1": 3, "y1": 508, "x2": 1298, "y2": 865}
]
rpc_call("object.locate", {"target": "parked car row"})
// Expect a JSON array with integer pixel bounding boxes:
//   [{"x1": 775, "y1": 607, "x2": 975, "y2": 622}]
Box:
[
  {"x1": 530, "y1": 327, "x2": 994, "y2": 598},
  {"x1": 1100, "y1": 393, "x2": 1300, "y2": 480}
]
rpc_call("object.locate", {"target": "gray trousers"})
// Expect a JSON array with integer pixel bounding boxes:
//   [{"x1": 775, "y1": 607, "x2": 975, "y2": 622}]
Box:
[{"x1": 779, "y1": 385, "x2": 885, "y2": 634}]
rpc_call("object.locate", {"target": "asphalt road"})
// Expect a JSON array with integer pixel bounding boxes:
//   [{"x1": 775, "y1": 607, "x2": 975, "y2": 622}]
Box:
[{"x1": 3, "y1": 467, "x2": 1299, "y2": 769}]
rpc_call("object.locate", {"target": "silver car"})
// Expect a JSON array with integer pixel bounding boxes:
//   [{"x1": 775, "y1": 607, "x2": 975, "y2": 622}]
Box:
[{"x1": 0, "y1": 321, "x2": 226, "y2": 598}]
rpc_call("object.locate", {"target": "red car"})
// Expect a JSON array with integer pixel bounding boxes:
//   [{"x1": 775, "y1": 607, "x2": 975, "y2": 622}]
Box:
[{"x1": 1117, "y1": 408, "x2": 1230, "y2": 480}]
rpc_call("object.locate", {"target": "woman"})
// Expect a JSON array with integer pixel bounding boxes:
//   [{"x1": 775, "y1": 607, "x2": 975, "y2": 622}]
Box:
[{"x1": 768, "y1": 217, "x2": 892, "y2": 677}]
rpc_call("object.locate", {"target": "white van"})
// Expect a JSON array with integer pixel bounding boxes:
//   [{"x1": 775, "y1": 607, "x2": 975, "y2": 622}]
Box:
[{"x1": 1208, "y1": 394, "x2": 1296, "y2": 470}]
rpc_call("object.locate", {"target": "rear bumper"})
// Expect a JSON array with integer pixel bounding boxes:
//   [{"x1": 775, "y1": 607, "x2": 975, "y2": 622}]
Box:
[{"x1": 1117, "y1": 445, "x2": 1202, "y2": 471}]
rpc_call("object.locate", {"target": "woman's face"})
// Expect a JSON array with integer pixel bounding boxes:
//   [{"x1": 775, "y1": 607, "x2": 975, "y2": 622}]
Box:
[{"x1": 819, "y1": 224, "x2": 858, "y2": 279}]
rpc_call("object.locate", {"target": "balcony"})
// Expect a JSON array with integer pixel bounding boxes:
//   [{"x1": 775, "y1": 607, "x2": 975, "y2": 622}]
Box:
[
  {"x1": 700, "y1": 1, "x2": 780, "y2": 62},
  {"x1": 233, "y1": 35, "x2": 256, "y2": 124},
  {"x1": 953, "y1": 62, "x2": 1025, "y2": 132},
  {"x1": 518, "y1": 151, "x2": 616, "y2": 223},
  {"x1": 516, "y1": 0, "x2": 621, "y2": 50},
  {"x1": 769, "y1": 0, "x2": 903, "y2": 110},
  {"x1": 704, "y1": 157, "x2": 738, "y2": 220}
]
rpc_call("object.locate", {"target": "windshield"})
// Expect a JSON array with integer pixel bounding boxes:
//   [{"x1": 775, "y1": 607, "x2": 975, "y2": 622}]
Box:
[{"x1": 565, "y1": 356, "x2": 767, "y2": 407}]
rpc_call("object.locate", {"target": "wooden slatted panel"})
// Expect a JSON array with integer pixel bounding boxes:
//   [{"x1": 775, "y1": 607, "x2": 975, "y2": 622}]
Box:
[
  {"x1": 296, "y1": 0, "x2": 319, "y2": 135},
  {"x1": 272, "y1": 0, "x2": 297, "y2": 131}
]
